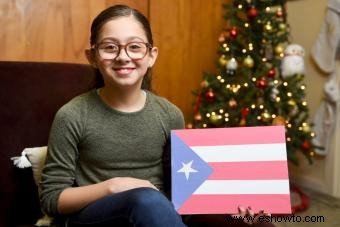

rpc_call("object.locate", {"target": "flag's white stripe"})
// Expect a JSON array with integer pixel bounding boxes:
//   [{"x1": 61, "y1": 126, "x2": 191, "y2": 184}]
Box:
[
  {"x1": 193, "y1": 180, "x2": 290, "y2": 195},
  {"x1": 191, "y1": 143, "x2": 287, "y2": 162}
]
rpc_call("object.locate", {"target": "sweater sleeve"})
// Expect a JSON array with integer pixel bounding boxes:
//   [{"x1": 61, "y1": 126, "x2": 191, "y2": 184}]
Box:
[{"x1": 40, "y1": 101, "x2": 85, "y2": 215}]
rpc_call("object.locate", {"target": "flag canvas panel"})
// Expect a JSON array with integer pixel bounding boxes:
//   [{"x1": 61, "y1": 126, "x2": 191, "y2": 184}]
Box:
[{"x1": 171, "y1": 126, "x2": 291, "y2": 214}]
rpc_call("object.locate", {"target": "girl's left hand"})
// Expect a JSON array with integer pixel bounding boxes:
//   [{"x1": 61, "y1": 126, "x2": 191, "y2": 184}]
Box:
[{"x1": 231, "y1": 206, "x2": 271, "y2": 225}]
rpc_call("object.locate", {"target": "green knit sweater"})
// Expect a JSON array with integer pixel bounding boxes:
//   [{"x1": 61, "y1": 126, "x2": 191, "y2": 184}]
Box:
[{"x1": 40, "y1": 89, "x2": 184, "y2": 215}]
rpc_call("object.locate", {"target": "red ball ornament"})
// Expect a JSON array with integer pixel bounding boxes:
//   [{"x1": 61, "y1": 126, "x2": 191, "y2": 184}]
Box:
[
  {"x1": 186, "y1": 123, "x2": 193, "y2": 129},
  {"x1": 229, "y1": 27, "x2": 238, "y2": 38},
  {"x1": 247, "y1": 7, "x2": 258, "y2": 19},
  {"x1": 276, "y1": 9, "x2": 284, "y2": 18},
  {"x1": 301, "y1": 140, "x2": 311, "y2": 151},
  {"x1": 257, "y1": 79, "x2": 268, "y2": 89},
  {"x1": 228, "y1": 99, "x2": 237, "y2": 109},
  {"x1": 200, "y1": 80, "x2": 209, "y2": 88},
  {"x1": 241, "y1": 107, "x2": 250, "y2": 118},
  {"x1": 205, "y1": 89, "x2": 215, "y2": 102},
  {"x1": 267, "y1": 69, "x2": 276, "y2": 78},
  {"x1": 194, "y1": 113, "x2": 202, "y2": 121}
]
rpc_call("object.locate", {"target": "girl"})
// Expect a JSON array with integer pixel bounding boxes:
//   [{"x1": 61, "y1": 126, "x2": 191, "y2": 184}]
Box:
[{"x1": 40, "y1": 4, "x2": 186, "y2": 227}]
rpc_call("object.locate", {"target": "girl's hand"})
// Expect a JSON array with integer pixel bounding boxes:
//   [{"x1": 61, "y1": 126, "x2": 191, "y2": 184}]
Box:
[
  {"x1": 232, "y1": 206, "x2": 271, "y2": 225},
  {"x1": 106, "y1": 177, "x2": 159, "y2": 194}
]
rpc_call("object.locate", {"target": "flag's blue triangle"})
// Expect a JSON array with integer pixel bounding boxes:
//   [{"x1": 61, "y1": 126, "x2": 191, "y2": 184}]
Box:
[{"x1": 171, "y1": 131, "x2": 213, "y2": 211}]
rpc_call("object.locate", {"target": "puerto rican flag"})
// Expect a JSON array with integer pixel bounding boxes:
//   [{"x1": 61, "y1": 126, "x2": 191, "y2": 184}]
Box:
[{"x1": 171, "y1": 126, "x2": 291, "y2": 214}]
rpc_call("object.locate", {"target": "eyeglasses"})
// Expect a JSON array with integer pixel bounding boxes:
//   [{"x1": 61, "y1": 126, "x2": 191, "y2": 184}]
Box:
[{"x1": 93, "y1": 42, "x2": 152, "y2": 60}]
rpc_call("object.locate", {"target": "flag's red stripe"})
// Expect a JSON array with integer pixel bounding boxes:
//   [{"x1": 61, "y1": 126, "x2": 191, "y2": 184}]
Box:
[
  {"x1": 208, "y1": 161, "x2": 288, "y2": 180},
  {"x1": 178, "y1": 194, "x2": 291, "y2": 214},
  {"x1": 173, "y1": 126, "x2": 285, "y2": 146}
]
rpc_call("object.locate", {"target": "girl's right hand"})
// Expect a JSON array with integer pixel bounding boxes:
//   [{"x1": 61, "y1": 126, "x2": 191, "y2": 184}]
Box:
[{"x1": 106, "y1": 177, "x2": 159, "y2": 194}]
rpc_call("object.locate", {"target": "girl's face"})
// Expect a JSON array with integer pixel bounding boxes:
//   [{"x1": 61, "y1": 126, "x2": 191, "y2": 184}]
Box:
[{"x1": 89, "y1": 16, "x2": 158, "y2": 89}]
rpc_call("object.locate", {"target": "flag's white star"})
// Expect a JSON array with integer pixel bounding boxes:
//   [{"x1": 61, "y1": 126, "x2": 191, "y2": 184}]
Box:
[{"x1": 177, "y1": 160, "x2": 198, "y2": 180}]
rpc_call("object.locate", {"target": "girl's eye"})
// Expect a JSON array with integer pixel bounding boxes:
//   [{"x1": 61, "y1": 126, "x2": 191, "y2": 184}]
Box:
[
  {"x1": 101, "y1": 44, "x2": 119, "y2": 52},
  {"x1": 128, "y1": 43, "x2": 143, "y2": 51}
]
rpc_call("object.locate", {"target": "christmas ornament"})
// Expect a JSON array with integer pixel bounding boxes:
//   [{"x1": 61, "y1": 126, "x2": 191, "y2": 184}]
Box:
[
  {"x1": 279, "y1": 23, "x2": 286, "y2": 31},
  {"x1": 243, "y1": 55, "x2": 254, "y2": 68},
  {"x1": 264, "y1": 43, "x2": 274, "y2": 60},
  {"x1": 226, "y1": 58, "x2": 238, "y2": 70},
  {"x1": 228, "y1": 98, "x2": 237, "y2": 108},
  {"x1": 276, "y1": 7, "x2": 283, "y2": 17},
  {"x1": 261, "y1": 111, "x2": 271, "y2": 122},
  {"x1": 218, "y1": 33, "x2": 225, "y2": 43},
  {"x1": 230, "y1": 27, "x2": 238, "y2": 38},
  {"x1": 257, "y1": 78, "x2": 268, "y2": 89},
  {"x1": 194, "y1": 113, "x2": 202, "y2": 121},
  {"x1": 205, "y1": 89, "x2": 216, "y2": 102},
  {"x1": 264, "y1": 23, "x2": 273, "y2": 32},
  {"x1": 272, "y1": 116, "x2": 285, "y2": 126},
  {"x1": 267, "y1": 69, "x2": 276, "y2": 78},
  {"x1": 200, "y1": 80, "x2": 209, "y2": 88},
  {"x1": 219, "y1": 55, "x2": 227, "y2": 66},
  {"x1": 274, "y1": 44, "x2": 284, "y2": 55},
  {"x1": 239, "y1": 118, "x2": 246, "y2": 126},
  {"x1": 210, "y1": 114, "x2": 223, "y2": 125},
  {"x1": 247, "y1": 7, "x2": 258, "y2": 19},
  {"x1": 281, "y1": 44, "x2": 305, "y2": 78},
  {"x1": 288, "y1": 99, "x2": 296, "y2": 106},
  {"x1": 302, "y1": 124, "x2": 311, "y2": 133},
  {"x1": 301, "y1": 140, "x2": 311, "y2": 151},
  {"x1": 241, "y1": 107, "x2": 250, "y2": 118},
  {"x1": 186, "y1": 123, "x2": 193, "y2": 129},
  {"x1": 270, "y1": 87, "x2": 279, "y2": 100}
]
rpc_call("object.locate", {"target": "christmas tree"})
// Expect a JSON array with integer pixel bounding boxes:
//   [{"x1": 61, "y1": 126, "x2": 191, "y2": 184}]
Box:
[{"x1": 188, "y1": 0, "x2": 317, "y2": 165}]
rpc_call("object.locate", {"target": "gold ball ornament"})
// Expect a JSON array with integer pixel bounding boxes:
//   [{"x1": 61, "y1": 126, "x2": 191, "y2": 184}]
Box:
[
  {"x1": 186, "y1": 123, "x2": 193, "y2": 129},
  {"x1": 261, "y1": 112, "x2": 271, "y2": 122},
  {"x1": 239, "y1": 118, "x2": 246, "y2": 126},
  {"x1": 210, "y1": 114, "x2": 223, "y2": 126},
  {"x1": 243, "y1": 55, "x2": 254, "y2": 68},
  {"x1": 274, "y1": 44, "x2": 284, "y2": 55},
  {"x1": 219, "y1": 55, "x2": 227, "y2": 66},
  {"x1": 288, "y1": 99, "x2": 296, "y2": 106},
  {"x1": 272, "y1": 116, "x2": 285, "y2": 126},
  {"x1": 279, "y1": 23, "x2": 286, "y2": 31},
  {"x1": 264, "y1": 23, "x2": 273, "y2": 32},
  {"x1": 302, "y1": 124, "x2": 311, "y2": 133}
]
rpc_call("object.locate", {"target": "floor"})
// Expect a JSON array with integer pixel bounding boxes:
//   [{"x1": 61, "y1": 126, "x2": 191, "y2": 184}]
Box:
[{"x1": 273, "y1": 186, "x2": 340, "y2": 227}]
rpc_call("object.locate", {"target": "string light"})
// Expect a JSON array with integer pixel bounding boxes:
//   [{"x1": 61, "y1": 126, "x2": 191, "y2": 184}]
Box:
[
  {"x1": 302, "y1": 101, "x2": 307, "y2": 106},
  {"x1": 238, "y1": 4, "x2": 243, "y2": 9},
  {"x1": 283, "y1": 82, "x2": 288, "y2": 86},
  {"x1": 206, "y1": 113, "x2": 211, "y2": 118},
  {"x1": 219, "y1": 109, "x2": 224, "y2": 113}
]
